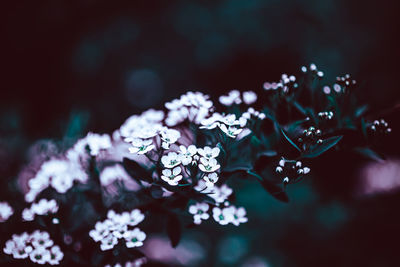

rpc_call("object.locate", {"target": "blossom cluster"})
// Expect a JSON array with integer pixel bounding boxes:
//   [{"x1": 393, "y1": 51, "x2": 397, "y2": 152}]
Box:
[
  {"x1": 219, "y1": 90, "x2": 257, "y2": 106},
  {"x1": 22, "y1": 199, "x2": 58, "y2": 221},
  {"x1": 276, "y1": 158, "x2": 310, "y2": 184},
  {"x1": 3, "y1": 230, "x2": 63, "y2": 265},
  {"x1": 189, "y1": 181, "x2": 248, "y2": 226},
  {"x1": 89, "y1": 209, "x2": 146, "y2": 251}
]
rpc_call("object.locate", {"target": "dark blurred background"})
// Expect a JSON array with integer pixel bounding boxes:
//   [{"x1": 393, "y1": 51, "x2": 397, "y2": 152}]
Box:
[{"x1": 1, "y1": 0, "x2": 400, "y2": 266}]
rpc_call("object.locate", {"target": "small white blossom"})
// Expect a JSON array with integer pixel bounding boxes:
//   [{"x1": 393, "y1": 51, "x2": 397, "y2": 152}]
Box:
[
  {"x1": 128, "y1": 138, "x2": 155, "y2": 155},
  {"x1": 30, "y1": 246, "x2": 51, "y2": 264},
  {"x1": 230, "y1": 206, "x2": 248, "y2": 226},
  {"x1": 204, "y1": 172, "x2": 219, "y2": 187},
  {"x1": 188, "y1": 202, "x2": 209, "y2": 224},
  {"x1": 179, "y1": 145, "x2": 197, "y2": 165},
  {"x1": 219, "y1": 124, "x2": 243, "y2": 138},
  {"x1": 161, "y1": 152, "x2": 182, "y2": 168},
  {"x1": 242, "y1": 91, "x2": 257, "y2": 105},
  {"x1": 208, "y1": 184, "x2": 233, "y2": 203},
  {"x1": 199, "y1": 158, "x2": 220, "y2": 173},
  {"x1": 0, "y1": 202, "x2": 13, "y2": 222},
  {"x1": 160, "y1": 128, "x2": 181, "y2": 149},
  {"x1": 22, "y1": 199, "x2": 58, "y2": 221},
  {"x1": 48, "y1": 245, "x2": 64, "y2": 265},
  {"x1": 197, "y1": 146, "x2": 220, "y2": 159},
  {"x1": 123, "y1": 228, "x2": 146, "y2": 248},
  {"x1": 212, "y1": 207, "x2": 234, "y2": 225},
  {"x1": 161, "y1": 167, "x2": 183, "y2": 186}
]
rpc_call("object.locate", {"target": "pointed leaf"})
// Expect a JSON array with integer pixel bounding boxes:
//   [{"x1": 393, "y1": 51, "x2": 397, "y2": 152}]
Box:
[
  {"x1": 247, "y1": 171, "x2": 289, "y2": 203},
  {"x1": 354, "y1": 147, "x2": 385, "y2": 162},
  {"x1": 281, "y1": 129, "x2": 301, "y2": 152},
  {"x1": 166, "y1": 213, "x2": 181, "y2": 248},
  {"x1": 122, "y1": 158, "x2": 153, "y2": 183},
  {"x1": 302, "y1": 136, "x2": 343, "y2": 158}
]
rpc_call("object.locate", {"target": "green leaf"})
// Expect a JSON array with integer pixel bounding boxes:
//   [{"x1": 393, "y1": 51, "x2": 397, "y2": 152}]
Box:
[
  {"x1": 166, "y1": 213, "x2": 181, "y2": 248},
  {"x1": 250, "y1": 135, "x2": 262, "y2": 147},
  {"x1": 302, "y1": 136, "x2": 343, "y2": 158},
  {"x1": 354, "y1": 147, "x2": 385, "y2": 162},
  {"x1": 355, "y1": 105, "x2": 368, "y2": 118},
  {"x1": 122, "y1": 158, "x2": 153, "y2": 183},
  {"x1": 361, "y1": 118, "x2": 368, "y2": 139},
  {"x1": 281, "y1": 129, "x2": 301, "y2": 152},
  {"x1": 247, "y1": 170, "x2": 289, "y2": 203}
]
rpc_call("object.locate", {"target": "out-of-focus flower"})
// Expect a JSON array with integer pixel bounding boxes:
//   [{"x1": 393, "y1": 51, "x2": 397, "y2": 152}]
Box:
[
  {"x1": 3, "y1": 231, "x2": 63, "y2": 265},
  {"x1": 204, "y1": 172, "x2": 219, "y2": 187},
  {"x1": 242, "y1": 91, "x2": 257, "y2": 105},
  {"x1": 22, "y1": 199, "x2": 58, "y2": 221},
  {"x1": 0, "y1": 202, "x2": 13, "y2": 222},
  {"x1": 123, "y1": 228, "x2": 146, "y2": 248},
  {"x1": 160, "y1": 128, "x2": 181, "y2": 149},
  {"x1": 219, "y1": 124, "x2": 243, "y2": 138},
  {"x1": 188, "y1": 202, "x2": 209, "y2": 225},
  {"x1": 212, "y1": 207, "x2": 234, "y2": 225}
]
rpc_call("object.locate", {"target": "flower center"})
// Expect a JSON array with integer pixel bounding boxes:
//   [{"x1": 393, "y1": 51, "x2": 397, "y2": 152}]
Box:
[{"x1": 131, "y1": 237, "x2": 138, "y2": 242}]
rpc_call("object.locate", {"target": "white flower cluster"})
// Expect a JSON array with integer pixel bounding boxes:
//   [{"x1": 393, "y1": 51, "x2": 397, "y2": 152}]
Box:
[
  {"x1": 105, "y1": 258, "x2": 147, "y2": 267},
  {"x1": 22, "y1": 199, "x2": 58, "y2": 221},
  {"x1": 318, "y1": 111, "x2": 334, "y2": 120},
  {"x1": 301, "y1": 63, "x2": 324, "y2": 77},
  {"x1": 0, "y1": 201, "x2": 13, "y2": 222},
  {"x1": 100, "y1": 164, "x2": 131, "y2": 186},
  {"x1": 190, "y1": 182, "x2": 247, "y2": 226},
  {"x1": 160, "y1": 145, "x2": 221, "y2": 187},
  {"x1": 201, "y1": 113, "x2": 246, "y2": 138},
  {"x1": 241, "y1": 107, "x2": 267, "y2": 121},
  {"x1": 3, "y1": 230, "x2": 63, "y2": 265},
  {"x1": 25, "y1": 158, "x2": 88, "y2": 202},
  {"x1": 263, "y1": 73, "x2": 297, "y2": 93},
  {"x1": 164, "y1": 91, "x2": 213, "y2": 126},
  {"x1": 370, "y1": 119, "x2": 391, "y2": 134},
  {"x1": 67, "y1": 132, "x2": 112, "y2": 162},
  {"x1": 219, "y1": 90, "x2": 257, "y2": 106},
  {"x1": 89, "y1": 209, "x2": 146, "y2": 251},
  {"x1": 276, "y1": 158, "x2": 310, "y2": 184}
]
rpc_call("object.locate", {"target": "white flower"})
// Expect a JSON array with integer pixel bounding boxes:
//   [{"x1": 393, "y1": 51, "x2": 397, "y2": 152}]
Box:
[
  {"x1": 204, "y1": 172, "x2": 219, "y2": 187},
  {"x1": 48, "y1": 245, "x2": 64, "y2": 265},
  {"x1": 0, "y1": 202, "x2": 13, "y2": 222},
  {"x1": 100, "y1": 234, "x2": 118, "y2": 251},
  {"x1": 200, "y1": 112, "x2": 223, "y2": 129},
  {"x1": 219, "y1": 114, "x2": 241, "y2": 126},
  {"x1": 127, "y1": 209, "x2": 145, "y2": 226},
  {"x1": 199, "y1": 158, "x2": 220, "y2": 173},
  {"x1": 31, "y1": 230, "x2": 54, "y2": 248},
  {"x1": 100, "y1": 164, "x2": 130, "y2": 186},
  {"x1": 219, "y1": 90, "x2": 241, "y2": 106},
  {"x1": 30, "y1": 246, "x2": 51, "y2": 264},
  {"x1": 161, "y1": 152, "x2": 182, "y2": 168},
  {"x1": 208, "y1": 184, "x2": 233, "y2": 203},
  {"x1": 128, "y1": 138, "x2": 155, "y2": 155},
  {"x1": 22, "y1": 199, "x2": 58, "y2": 221},
  {"x1": 243, "y1": 91, "x2": 257, "y2": 105},
  {"x1": 188, "y1": 202, "x2": 209, "y2": 225},
  {"x1": 85, "y1": 132, "x2": 112, "y2": 156},
  {"x1": 161, "y1": 167, "x2": 183, "y2": 186},
  {"x1": 89, "y1": 221, "x2": 112, "y2": 242},
  {"x1": 179, "y1": 145, "x2": 197, "y2": 165},
  {"x1": 219, "y1": 124, "x2": 243, "y2": 138},
  {"x1": 123, "y1": 228, "x2": 146, "y2": 248},
  {"x1": 22, "y1": 208, "x2": 35, "y2": 221},
  {"x1": 197, "y1": 146, "x2": 220, "y2": 159},
  {"x1": 230, "y1": 206, "x2": 248, "y2": 226},
  {"x1": 212, "y1": 207, "x2": 234, "y2": 225},
  {"x1": 160, "y1": 128, "x2": 181, "y2": 149}
]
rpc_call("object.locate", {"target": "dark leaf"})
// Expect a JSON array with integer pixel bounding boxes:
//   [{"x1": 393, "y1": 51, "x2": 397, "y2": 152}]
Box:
[
  {"x1": 354, "y1": 147, "x2": 385, "y2": 162},
  {"x1": 281, "y1": 129, "x2": 301, "y2": 152},
  {"x1": 250, "y1": 135, "x2": 262, "y2": 147},
  {"x1": 122, "y1": 158, "x2": 153, "y2": 183},
  {"x1": 247, "y1": 171, "x2": 289, "y2": 203},
  {"x1": 166, "y1": 213, "x2": 181, "y2": 248},
  {"x1": 355, "y1": 105, "x2": 368, "y2": 118},
  {"x1": 150, "y1": 185, "x2": 164, "y2": 199},
  {"x1": 302, "y1": 136, "x2": 343, "y2": 158}
]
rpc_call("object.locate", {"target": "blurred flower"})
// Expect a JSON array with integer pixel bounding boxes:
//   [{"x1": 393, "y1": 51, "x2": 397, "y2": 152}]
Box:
[
  {"x1": 0, "y1": 202, "x2": 13, "y2": 222},
  {"x1": 22, "y1": 199, "x2": 58, "y2": 221},
  {"x1": 188, "y1": 202, "x2": 209, "y2": 225},
  {"x1": 204, "y1": 172, "x2": 219, "y2": 187}
]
